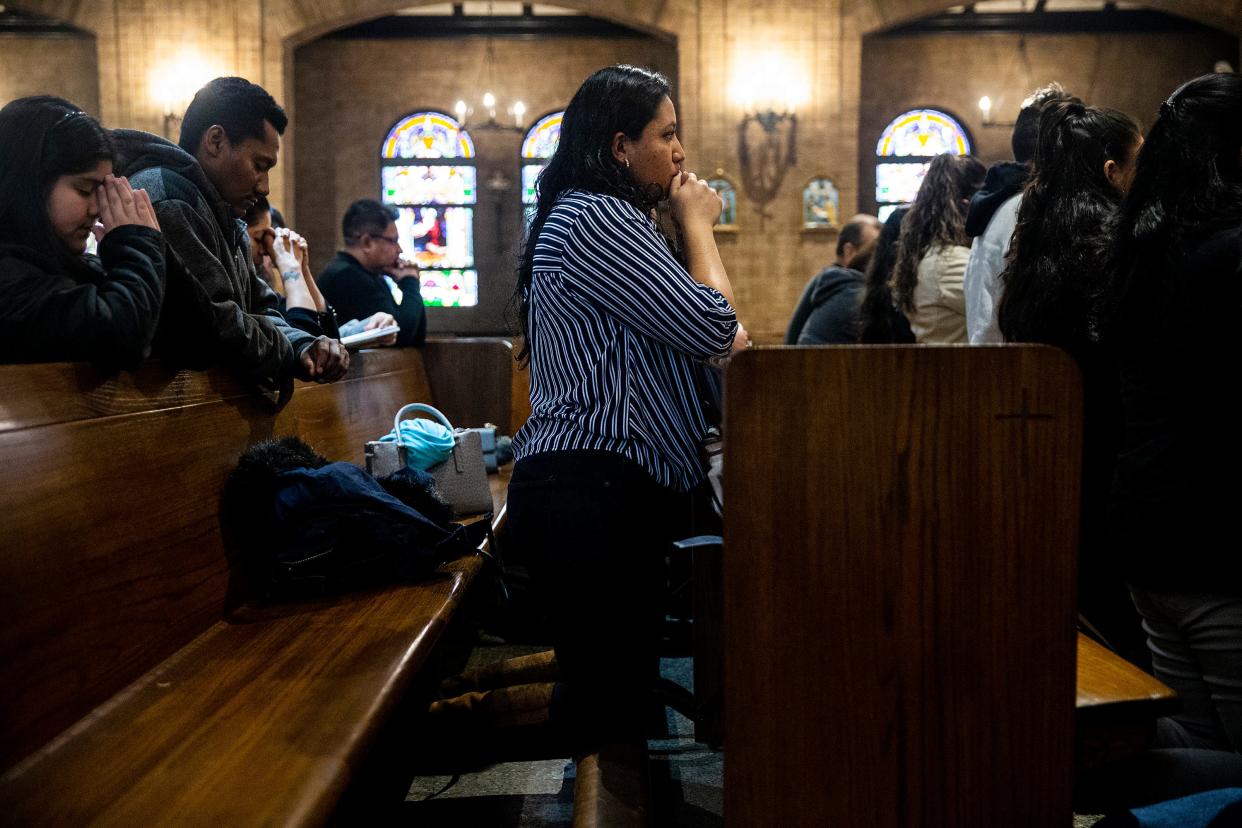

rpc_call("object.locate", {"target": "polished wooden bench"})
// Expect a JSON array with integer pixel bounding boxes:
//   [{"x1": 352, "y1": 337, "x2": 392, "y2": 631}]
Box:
[
  {"x1": 1076, "y1": 631, "x2": 1179, "y2": 769},
  {"x1": 0, "y1": 343, "x2": 515, "y2": 825}
]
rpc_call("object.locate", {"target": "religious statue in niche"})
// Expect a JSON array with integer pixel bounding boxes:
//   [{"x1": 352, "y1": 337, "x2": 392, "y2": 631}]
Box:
[
  {"x1": 707, "y1": 171, "x2": 738, "y2": 231},
  {"x1": 802, "y1": 177, "x2": 840, "y2": 230}
]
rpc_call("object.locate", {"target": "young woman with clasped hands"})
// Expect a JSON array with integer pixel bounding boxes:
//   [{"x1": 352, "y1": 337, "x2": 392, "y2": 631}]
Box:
[
  {"x1": 506, "y1": 65, "x2": 746, "y2": 776},
  {"x1": 0, "y1": 96, "x2": 164, "y2": 370}
]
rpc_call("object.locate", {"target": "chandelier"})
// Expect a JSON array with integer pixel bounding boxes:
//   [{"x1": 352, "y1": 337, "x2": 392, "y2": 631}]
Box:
[{"x1": 454, "y1": 39, "x2": 525, "y2": 133}]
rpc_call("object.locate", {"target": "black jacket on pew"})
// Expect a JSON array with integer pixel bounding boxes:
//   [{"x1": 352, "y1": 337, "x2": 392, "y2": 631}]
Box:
[{"x1": 0, "y1": 225, "x2": 165, "y2": 371}]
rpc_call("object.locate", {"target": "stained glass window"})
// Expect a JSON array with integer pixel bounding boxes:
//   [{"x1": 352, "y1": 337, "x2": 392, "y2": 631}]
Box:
[
  {"x1": 521, "y1": 110, "x2": 564, "y2": 225},
  {"x1": 874, "y1": 108, "x2": 972, "y2": 218},
  {"x1": 381, "y1": 111, "x2": 477, "y2": 307}
]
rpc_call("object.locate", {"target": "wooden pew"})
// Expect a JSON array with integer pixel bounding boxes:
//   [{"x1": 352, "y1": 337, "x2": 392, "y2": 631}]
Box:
[
  {"x1": 1076, "y1": 631, "x2": 1179, "y2": 770},
  {"x1": 422, "y1": 336, "x2": 519, "y2": 434},
  {"x1": 723, "y1": 345, "x2": 1082, "y2": 826},
  {"x1": 0, "y1": 344, "x2": 512, "y2": 824}
]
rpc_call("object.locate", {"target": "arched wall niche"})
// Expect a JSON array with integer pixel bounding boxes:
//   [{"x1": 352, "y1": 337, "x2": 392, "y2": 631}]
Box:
[{"x1": 0, "y1": 5, "x2": 100, "y2": 115}]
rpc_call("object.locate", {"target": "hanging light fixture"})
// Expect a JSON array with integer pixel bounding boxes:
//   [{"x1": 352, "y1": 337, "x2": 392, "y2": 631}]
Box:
[{"x1": 454, "y1": 38, "x2": 525, "y2": 133}]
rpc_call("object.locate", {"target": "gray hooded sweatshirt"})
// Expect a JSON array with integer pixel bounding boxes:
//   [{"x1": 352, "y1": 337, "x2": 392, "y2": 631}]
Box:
[{"x1": 112, "y1": 130, "x2": 314, "y2": 392}]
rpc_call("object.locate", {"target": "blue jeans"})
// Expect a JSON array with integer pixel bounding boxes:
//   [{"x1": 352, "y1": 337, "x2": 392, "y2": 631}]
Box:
[{"x1": 1130, "y1": 588, "x2": 1242, "y2": 752}]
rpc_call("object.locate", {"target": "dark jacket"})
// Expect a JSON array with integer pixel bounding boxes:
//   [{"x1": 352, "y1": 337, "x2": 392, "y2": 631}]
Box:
[
  {"x1": 112, "y1": 130, "x2": 315, "y2": 390},
  {"x1": 965, "y1": 162, "x2": 1029, "y2": 238},
  {"x1": 785, "y1": 266, "x2": 864, "y2": 345},
  {"x1": 0, "y1": 225, "x2": 165, "y2": 370},
  {"x1": 1109, "y1": 221, "x2": 1242, "y2": 591},
  {"x1": 277, "y1": 300, "x2": 341, "y2": 340},
  {"x1": 262, "y1": 462, "x2": 472, "y2": 594},
  {"x1": 318, "y1": 252, "x2": 426, "y2": 347}
]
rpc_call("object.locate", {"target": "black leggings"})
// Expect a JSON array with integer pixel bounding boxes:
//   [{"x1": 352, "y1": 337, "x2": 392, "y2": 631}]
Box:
[{"x1": 506, "y1": 450, "x2": 691, "y2": 750}]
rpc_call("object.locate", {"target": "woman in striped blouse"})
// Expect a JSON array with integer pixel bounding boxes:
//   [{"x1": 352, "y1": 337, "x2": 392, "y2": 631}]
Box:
[{"x1": 507, "y1": 65, "x2": 746, "y2": 768}]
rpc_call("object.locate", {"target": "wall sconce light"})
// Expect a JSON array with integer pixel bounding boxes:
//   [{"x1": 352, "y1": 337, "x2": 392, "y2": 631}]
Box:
[
  {"x1": 732, "y1": 55, "x2": 805, "y2": 227},
  {"x1": 978, "y1": 94, "x2": 1017, "y2": 129},
  {"x1": 151, "y1": 54, "x2": 219, "y2": 140}
]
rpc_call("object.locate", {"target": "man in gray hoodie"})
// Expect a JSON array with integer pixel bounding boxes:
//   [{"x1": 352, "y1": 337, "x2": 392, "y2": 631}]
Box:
[{"x1": 114, "y1": 77, "x2": 347, "y2": 393}]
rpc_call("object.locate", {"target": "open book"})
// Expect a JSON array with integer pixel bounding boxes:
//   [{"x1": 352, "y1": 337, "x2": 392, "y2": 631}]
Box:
[{"x1": 340, "y1": 325, "x2": 401, "y2": 348}]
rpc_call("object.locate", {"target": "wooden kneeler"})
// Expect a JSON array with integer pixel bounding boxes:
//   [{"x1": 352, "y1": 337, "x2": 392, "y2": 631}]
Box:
[{"x1": 434, "y1": 650, "x2": 654, "y2": 826}]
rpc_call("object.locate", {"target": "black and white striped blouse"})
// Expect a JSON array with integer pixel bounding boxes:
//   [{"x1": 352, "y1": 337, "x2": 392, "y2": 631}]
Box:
[{"x1": 511, "y1": 190, "x2": 738, "y2": 492}]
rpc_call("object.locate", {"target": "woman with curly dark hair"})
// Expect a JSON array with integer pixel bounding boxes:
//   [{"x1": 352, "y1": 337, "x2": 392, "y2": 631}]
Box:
[
  {"x1": 996, "y1": 100, "x2": 1145, "y2": 667},
  {"x1": 506, "y1": 65, "x2": 744, "y2": 806},
  {"x1": 890, "y1": 153, "x2": 986, "y2": 342},
  {"x1": 1101, "y1": 73, "x2": 1242, "y2": 769}
]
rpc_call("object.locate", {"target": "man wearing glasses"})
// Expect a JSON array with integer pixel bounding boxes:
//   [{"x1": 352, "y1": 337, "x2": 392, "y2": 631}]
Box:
[{"x1": 318, "y1": 199, "x2": 426, "y2": 347}]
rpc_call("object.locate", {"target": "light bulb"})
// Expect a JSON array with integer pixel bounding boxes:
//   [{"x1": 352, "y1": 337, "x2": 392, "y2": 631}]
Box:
[
  {"x1": 978, "y1": 95, "x2": 992, "y2": 113},
  {"x1": 455, "y1": 100, "x2": 468, "y2": 119},
  {"x1": 482, "y1": 92, "x2": 496, "y2": 109}
]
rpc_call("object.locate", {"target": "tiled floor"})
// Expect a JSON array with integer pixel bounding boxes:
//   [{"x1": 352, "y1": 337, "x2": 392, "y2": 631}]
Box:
[{"x1": 400, "y1": 646, "x2": 723, "y2": 827}]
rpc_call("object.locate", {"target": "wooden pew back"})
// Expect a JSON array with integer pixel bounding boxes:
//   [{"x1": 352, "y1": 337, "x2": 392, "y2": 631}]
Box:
[
  {"x1": 0, "y1": 345, "x2": 507, "y2": 770},
  {"x1": 723, "y1": 345, "x2": 1082, "y2": 826}
]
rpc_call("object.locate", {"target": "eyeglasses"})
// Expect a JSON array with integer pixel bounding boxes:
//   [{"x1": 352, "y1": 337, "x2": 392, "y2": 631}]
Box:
[{"x1": 370, "y1": 233, "x2": 401, "y2": 246}]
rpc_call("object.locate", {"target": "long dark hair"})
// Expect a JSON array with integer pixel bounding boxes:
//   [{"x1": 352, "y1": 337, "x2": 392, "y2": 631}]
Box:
[
  {"x1": 857, "y1": 206, "x2": 909, "y2": 342},
  {"x1": 890, "y1": 153, "x2": 986, "y2": 313},
  {"x1": 0, "y1": 96, "x2": 113, "y2": 273},
  {"x1": 512, "y1": 65, "x2": 671, "y2": 365},
  {"x1": 998, "y1": 102, "x2": 1141, "y2": 350},
  {"x1": 1102, "y1": 73, "x2": 1242, "y2": 336}
]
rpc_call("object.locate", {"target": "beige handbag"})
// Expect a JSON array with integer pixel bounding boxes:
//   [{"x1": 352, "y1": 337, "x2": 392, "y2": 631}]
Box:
[{"x1": 365, "y1": 403, "x2": 493, "y2": 518}]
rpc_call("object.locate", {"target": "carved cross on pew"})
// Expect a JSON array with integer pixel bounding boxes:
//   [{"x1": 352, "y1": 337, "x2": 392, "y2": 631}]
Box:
[{"x1": 994, "y1": 387, "x2": 1054, "y2": 475}]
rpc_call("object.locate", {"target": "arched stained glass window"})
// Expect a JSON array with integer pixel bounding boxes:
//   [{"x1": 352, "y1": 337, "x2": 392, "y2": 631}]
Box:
[
  {"x1": 521, "y1": 110, "x2": 564, "y2": 224},
  {"x1": 381, "y1": 111, "x2": 478, "y2": 307},
  {"x1": 875, "y1": 108, "x2": 972, "y2": 221}
]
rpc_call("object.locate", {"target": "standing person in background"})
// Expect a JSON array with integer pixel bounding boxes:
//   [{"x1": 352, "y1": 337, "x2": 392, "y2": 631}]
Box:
[
  {"x1": 113, "y1": 76, "x2": 348, "y2": 390},
  {"x1": 1095, "y1": 73, "x2": 1242, "y2": 798},
  {"x1": 506, "y1": 64, "x2": 744, "y2": 824},
  {"x1": 0, "y1": 96, "x2": 165, "y2": 370},
  {"x1": 997, "y1": 100, "x2": 1144, "y2": 665},
  {"x1": 317, "y1": 199, "x2": 426, "y2": 347},
  {"x1": 890, "y1": 153, "x2": 986, "y2": 343},
  {"x1": 965, "y1": 83, "x2": 1077, "y2": 343}
]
